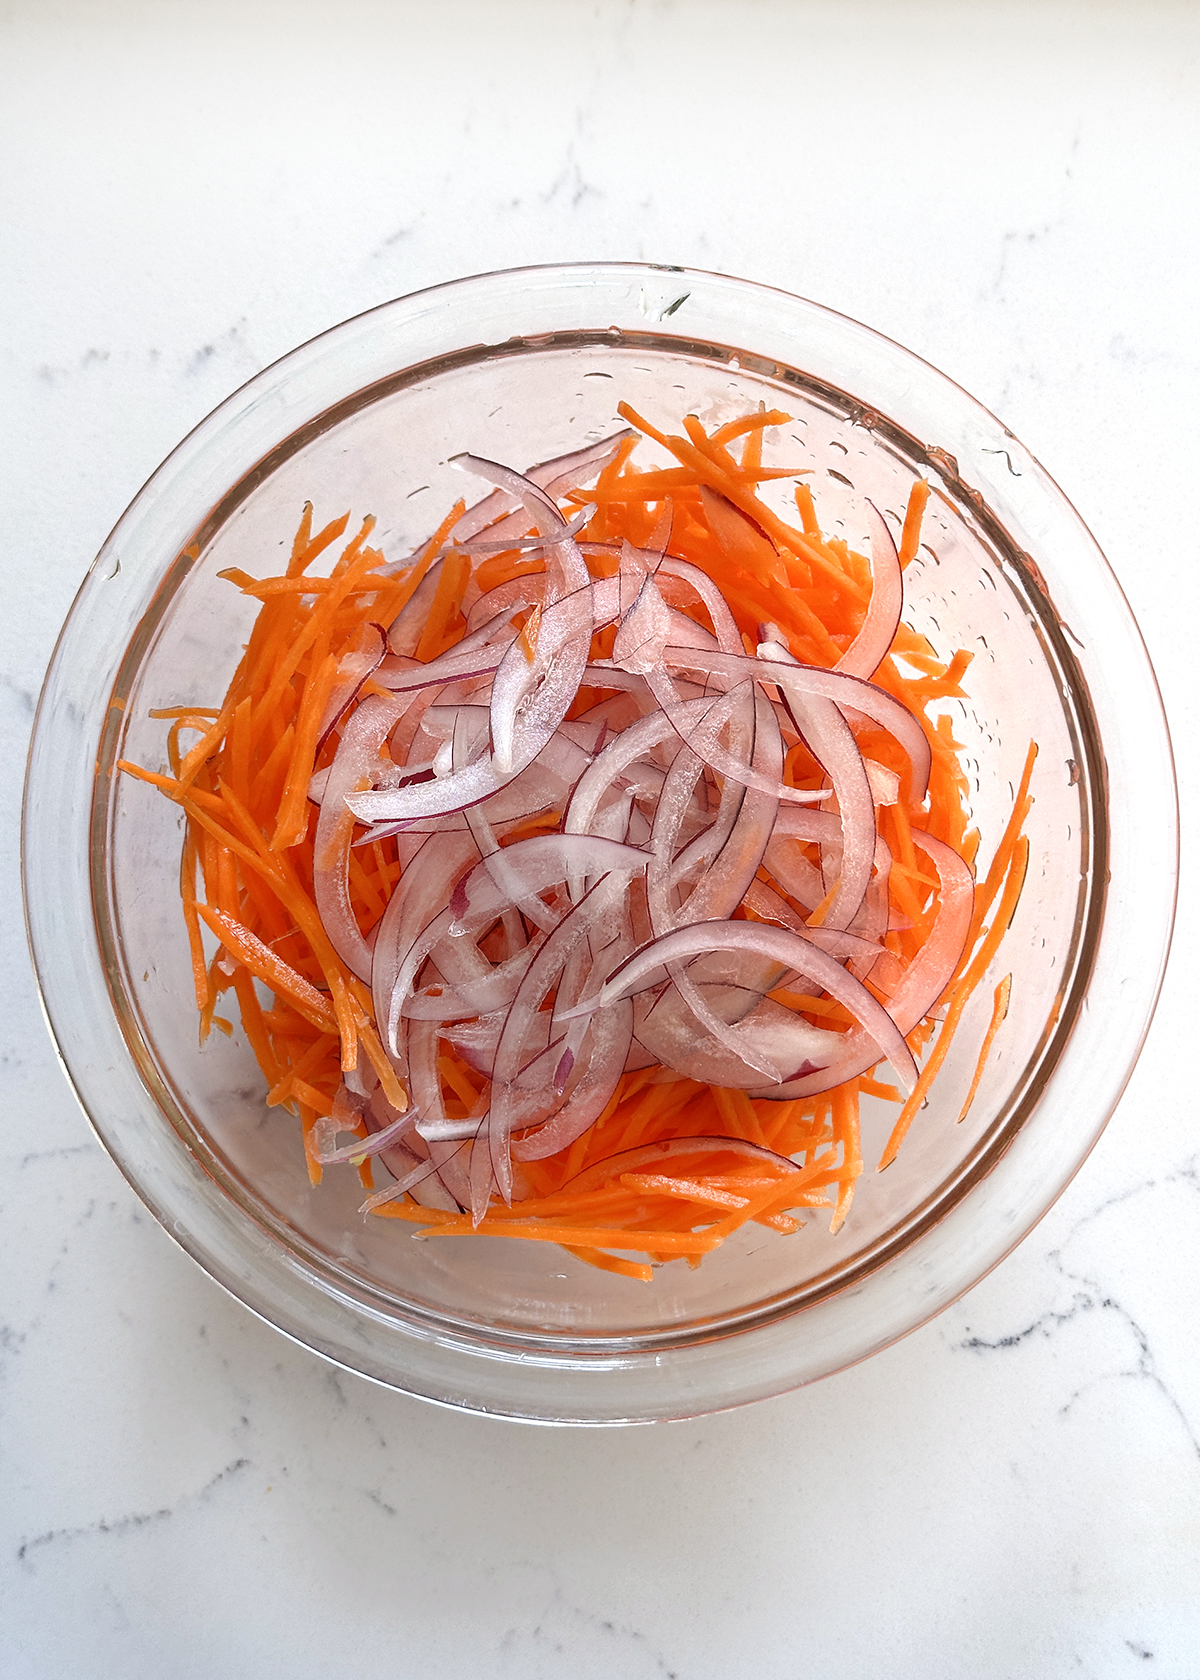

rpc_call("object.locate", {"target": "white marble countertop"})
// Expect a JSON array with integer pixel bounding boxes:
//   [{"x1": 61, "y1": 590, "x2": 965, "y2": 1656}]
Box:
[{"x1": 3, "y1": 3, "x2": 1197, "y2": 1675}]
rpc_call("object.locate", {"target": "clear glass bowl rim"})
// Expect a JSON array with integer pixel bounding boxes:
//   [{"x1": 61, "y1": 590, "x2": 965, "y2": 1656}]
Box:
[{"x1": 23, "y1": 262, "x2": 1178, "y2": 1423}]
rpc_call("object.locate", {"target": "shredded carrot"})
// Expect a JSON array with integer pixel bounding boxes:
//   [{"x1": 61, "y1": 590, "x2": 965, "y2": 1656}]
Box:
[
  {"x1": 898, "y1": 480, "x2": 931, "y2": 569},
  {"x1": 193, "y1": 904, "x2": 338, "y2": 1034},
  {"x1": 122, "y1": 407, "x2": 1037, "y2": 1281},
  {"x1": 878, "y1": 836, "x2": 1030, "y2": 1169},
  {"x1": 958, "y1": 974, "x2": 1012, "y2": 1123},
  {"x1": 417, "y1": 1219, "x2": 723, "y2": 1255}
]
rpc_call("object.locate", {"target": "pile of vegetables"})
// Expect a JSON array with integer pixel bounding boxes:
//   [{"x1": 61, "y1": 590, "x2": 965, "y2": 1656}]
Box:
[{"x1": 121, "y1": 402, "x2": 1032, "y2": 1282}]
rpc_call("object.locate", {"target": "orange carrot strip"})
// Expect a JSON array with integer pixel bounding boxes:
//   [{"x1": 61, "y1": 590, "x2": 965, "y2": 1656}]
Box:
[
  {"x1": 415, "y1": 550, "x2": 471, "y2": 662},
  {"x1": 438, "y1": 1053, "x2": 482, "y2": 1109},
  {"x1": 417, "y1": 1220, "x2": 722, "y2": 1255},
  {"x1": 230, "y1": 967, "x2": 282, "y2": 1087},
  {"x1": 290, "y1": 1078, "x2": 336, "y2": 1118},
  {"x1": 829, "y1": 1083, "x2": 862, "y2": 1236},
  {"x1": 805, "y1": 880, "x2": 839, "y2": 929},
  {"x1": 969, "y1": 741, "x2": 1037, "y2": 948},
  {"x1": 562, "y1": 1247, "x2": 654, "y2": 1282},
  {"x1": 287, "y1": 502, "x2": 314, "y2": 570},
  {"x1": 899, "y1": 480, "x2": 931, "y2": 569},
  {"x1": 353, "y1": 1009, "x2": 407, "y2": 1106},
  {"x1": 623, "y1": 411, "x2": 869, "y2": 602},
  {"x1": 766, "y1": 990, "x2": 853, "y2": 1024},
  {"x1": 859, "y1": 1077, "x2": 901, "y2": 1101},
  {"x1": 298, "y1": 1101, "x2": 323, "y2": 1186},
  {"x1": 958, "y1": 974, "x2": 1012, "y2": 1123},
  {"x1": 165, "y1": 714, "x2": 217, "y2": 777},
  {"x1": 270, "y1": 644, "x2": 338, "y2": 850},
  {"x1": 879, "y1": 837, "x2": 1029, "y2": 1168},
  {"x1": 346, "y1": 843, "x2": 387, "y2": 925},
  {"x1": 249, "y1": 518, "x2": 378, "y2": 749},
  {"x1": 194, "y1": 904, "x2": 339, "y2": 1033},
  {"x1": 223, "y1": 574, "x2": 398, "y2": 599},
  {"x1": 289, "y1": 508, "x2": 351, "y2": 577},
  {"x1": 740, "y1": 417, "x2": 765, "y2": 476},
  {"x1": 794, "y1": 483, "x2": 821, "y2": 536},
  {"x1": 179, "y1": 822, "x2": 212, "y2": 1015},
  {"x1": 204, "y1": 781, "x2": 360, "y2": 1040},
  {"x1": 371, "y1": 498, "x2": 466, "y2": 629},
  {"x1": 174, "y1": 699, "x2": 239, "y2": 792},
  {"x1": 700, "y1": 1175, "x2": 829, "y2": 1243},
  {"x1": 267, "y1": 1032, "x2": 338, "y2": 1108},
  {"x1": 455, "y1": 1184, "x2": 652, "y2": 1223},
  {"x1": 473, "y1": 551, "x2": 545, "y2": 594},
  {"x1": 517, "y1": 602, "x2": 542, "y2": 664},
  {"x1": 620, "y1": 1173, "x2": 751, "y2": 1212},
  {"x1": 711, "y1": 408, "x2": 792, "y2": 447}
]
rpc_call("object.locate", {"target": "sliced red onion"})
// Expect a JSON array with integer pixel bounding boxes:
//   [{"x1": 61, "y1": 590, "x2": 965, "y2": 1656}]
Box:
[
  {"x1": 698, "y1": 484, "x2": 778, "y2": 567},
  {"x1": 310, "y1": 1081, "x2": 368, "y2": 1163},
  {"x1": 440, "y1": 1010, "x2": 508, "y2": 1080},
  {"x1": 569, "y1": 920, "x2": 918, "y2": 1092},
  {"x1": 351, "y1": 756, "x2": 571, "y2": 848},
  {"x1": 314, "y1": 623, "x2": 387, "y2": 758},
  {"x1": 509, "y1": 991, "x2": 633, "y2": 1163},
  {"x1": 359, "y1": 1120, "x2": 468, "y2": 1213},
  {"x1": 467, "y1": 575, "x2": 546, "y2": 633},
  {"x1": 590, "y1": 565, "x2": 740, "y2": 650},
  {"x1": 486, "y1": 586, "x2": 592, "y2": 775},
  {"x1": 446, "y1": 429, "x2": 633, "y2": 544},
  {"x1": 316, "y1": 1104, "x2": 418, "y2": 1166},
  {"x1": 626, "y1": 659, "x2": 829, "y2": 810},
  {"x1": 666, "y1": 962, "x2": 784, "y2": 1082},
  {"x1": 398, "y1": 1014, "x2": 480, "y2": 1209},
  {"x1": 403, "y1": 940, "x2": 543, "y2": 1022},
  {"x1": 668, "y1": 644, "x2": 932, "y2": 803},
  {"x1": 564, "y1": 696, "x2": 717, "y2": 868},
  {"x1": 834, "y1": 501, "x2": 903, "y2": 680},
  {"x1": 381, "y1": 834, "x2": 650, "y2": 1054},
  {"x1": 752, "y1": 829, "x2": 973, "y2": 1099},
  {"x1": 633, "y1": 988, "x2": 844, "y2": 1090},
  {"x1": 452, "y1": 502, "x2": 595, "y2": 555},
  {"x1": 864, "y1": 759, "x2": 901, "y2": 806},
  {"x1": 348, "y1": 579, "x2": 592, "y2": 823},
  {"x1": 450, "y1": 454, "x2": 590, "y2": 592},
  {"x1": 777, "y1": 689, "x2": 875, "y2": 931},
  {"x1": 345, "y1": 1068, "x2": 458, "y2": 1212},
  {"x1": 386, "y1": 558, "x2": 447, "y2": 655},
  {"x1": 665, "y1": 689, "x2": 783, "y2": 927},
  {"x1": 658, "y1": 557, "x2": 745, "y2": 654},
  {"x1": 741, "y1": 879, "x2": 884, "y2": 966},
  {"x1": 314, "y1": 689, "x2": 417, "y2": 980},
  {"x1": 447, "y1": 834, "x2": 650, "y2": 937},
  {"x1": 345, "y1": 677, "x2": 577, "y2": 823},
  {"x1": 370, "y1": 649, "x2": 507, "y2": 699},
  {"x1": 611, "y1": 565, "x2": 675, "y2": 676},
  {"x1": 370, "y1": 831, "x2": 483, "y2": 1058},
  {"x1": 489, "y1": 879, "x2": 635, "y2": 1183}
]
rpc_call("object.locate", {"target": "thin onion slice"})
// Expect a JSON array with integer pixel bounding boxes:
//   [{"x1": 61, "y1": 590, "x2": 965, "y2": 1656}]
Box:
[{"x1": 566, "y1": 920, "x2": 919, "y2": 1092}]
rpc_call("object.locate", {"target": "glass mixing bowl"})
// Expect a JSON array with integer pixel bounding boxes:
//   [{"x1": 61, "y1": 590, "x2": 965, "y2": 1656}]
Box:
[{"x1": 24, "y1": 264, "x2": 1176, "y2": 1423}]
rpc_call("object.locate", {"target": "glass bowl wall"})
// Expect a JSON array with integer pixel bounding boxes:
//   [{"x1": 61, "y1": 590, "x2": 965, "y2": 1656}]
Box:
[{"x1": 24, "y1": 265, "x2": 1175, "y2": 1422}]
